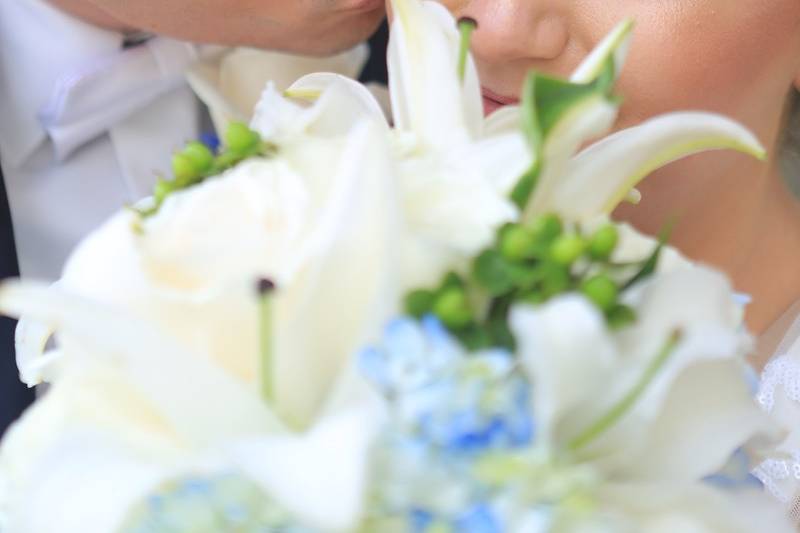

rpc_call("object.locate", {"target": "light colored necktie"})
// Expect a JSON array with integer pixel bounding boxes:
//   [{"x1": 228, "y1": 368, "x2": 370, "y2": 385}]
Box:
[{"x1": 38, "y1": 38, "x2": 199, "y2": 162}]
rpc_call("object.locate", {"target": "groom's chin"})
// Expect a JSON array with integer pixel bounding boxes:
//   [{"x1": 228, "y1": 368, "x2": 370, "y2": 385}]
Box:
[{"x1": 275, "y1": 7, "x2": 386, "y2": 56}]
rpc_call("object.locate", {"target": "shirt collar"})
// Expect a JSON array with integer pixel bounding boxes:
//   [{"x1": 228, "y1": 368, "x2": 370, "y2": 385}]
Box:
[{"x1": 0, "y1": 0, "x2": 124, "y2": 167}]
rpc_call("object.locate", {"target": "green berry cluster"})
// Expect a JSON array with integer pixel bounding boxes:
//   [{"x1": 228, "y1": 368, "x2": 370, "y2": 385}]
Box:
[
  {"x1": 405, "y1": 214, "x2": 641, "y2": 351},
  {"x1": 137, "y1": 122, "x2": 277, "y2": 218}
]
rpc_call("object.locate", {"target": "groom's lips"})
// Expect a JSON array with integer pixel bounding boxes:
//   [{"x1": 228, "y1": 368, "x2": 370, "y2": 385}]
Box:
[{"x1": 482, "y1": 88, "x2": 520, "y2": 116}]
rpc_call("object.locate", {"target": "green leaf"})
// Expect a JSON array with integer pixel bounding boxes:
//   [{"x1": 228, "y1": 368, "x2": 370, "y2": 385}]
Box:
[
  {"x1": 473, "y1": 250, "x2": 518, "y2": 296},
  {"x1": 513, "y1": 67, "x2": 616, "y2": 211},
  {"x1": 454, "y1": 325, "x2": 492, "y2": 352},
  {"x1": 623, "y1": 218, "x2": 676, "y2": 290},
  {"x1": 404, "y1": 289, "x2": 436, "y2": 318}
]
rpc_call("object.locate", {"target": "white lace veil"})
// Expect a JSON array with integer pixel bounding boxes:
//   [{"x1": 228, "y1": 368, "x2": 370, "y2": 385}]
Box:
[{"x1": 754, "y1": 301, "x2": 800, "y2": 526}]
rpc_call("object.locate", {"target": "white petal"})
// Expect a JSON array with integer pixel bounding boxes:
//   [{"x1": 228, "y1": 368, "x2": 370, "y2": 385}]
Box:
[
  {"x1": 551, "y1": 112, "x2": 766, "y2": 220},
  {"x1": 273, "y1": 121, "x2": 402, "y2": 428},
  {"x1": 484, "y1": 105, "x2": 522, "y2": 136},
  {"x1": 189, "y1": 44, "x2": 369, "y2": 133},
  {"x1": 388, "y1": 0, "x2": 478, "y2": 148},
  {"x1": 575, "y1": 268, "x2": 757, "y2": 463},
  {"x1": 0, "y1": 282, "x2": 281, "y2": 446},
  {"x1": 285, "y1": 73, "x2": 389, "y2": 133},
  {"x1": 230, "y1": 407, "x2": 381, "y2": 531},
  {"x1": 451, "y1": 132, "x2": 533, "y2": 196},
  {"x1": 3, "y1": 430, "x2": 171, "y2": 533},
  {"x1": 524, "y1": 95, "x2": 618, "y2": 219},
  {"x1": 600, "y1": 483, "x2": 792, "y2": 533},
  {"x1": 510, "y1": 297, "x2": 618, "y2": 445},
  {"x1": 570, "y1": 19, "x2": 635, "y2": 84},
  {"x1": 14, "y1": 313, "x2": 54, "y2": 387},
  {"x1": 615, "y1": 359, "x2": 776, "y2": 482},
  {"x1": 250, "y1": 82, "x2": 307, "y2": 140},
  {"x1": 252, "y1": 74, "x2": 387, "y2": 142}
]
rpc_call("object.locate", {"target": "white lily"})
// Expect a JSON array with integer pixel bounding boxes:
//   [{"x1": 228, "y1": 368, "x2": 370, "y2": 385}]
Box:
[
  {"x1": 510, "y1": 19, "x2": 766, "y2": 223},
  {"x1": 188, "y1": 43, "x2": 371, "y2": 133},
  {"x1": 0, "y1": 118, "x2": 400, "y2": 533},
  {"x1": 242, "y1": 0, "x2": 528, "y2": 289},
  {"x1": 509, "y1": 267, "x2": 790, "y2": 532}
]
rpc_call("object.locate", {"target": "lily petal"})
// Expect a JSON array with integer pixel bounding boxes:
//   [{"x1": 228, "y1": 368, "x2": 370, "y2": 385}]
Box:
[
  {"x1": 615, "y1": 359, "x2": 776, "y2": 483},
  {"x1": 3, "y1": 429, "x2": 172, "y2": 533},
  {"x1": 570, "y1": 19, "x2": 635, "y2": 85},
  {"x1": 551, "y1": 112, "x2": 766, "y2": 220},
  {"x1": 388, "y1": 0, "x2": 479, "y2": 148},
  {"x1": 231, "y1": 407, "x2": 380, "y2": 531},
  {"x1": 273, "y1": 120, "x2": 401, "y2": 428},
  {"x1": 285, "y1": 73, "x2": 389, "y2": 133},
  {"x1": 510, "y1": 296, "x2": 618, "y2": 446},
  {"x1": 525, "y1": 95, "x2": 619, "y2": 219},
  {"x1": 252, "y1": 74, "x2": 387, "y2": 142},
  {"x1": 0, "y1": 282, "x2": 281, "y2": 446},
  {"x1": 600, "y1": 482, "x2": 792, "y2": 533},
  {"x1": 14, "y1": 313, "x2": 55, "y2": 387}
]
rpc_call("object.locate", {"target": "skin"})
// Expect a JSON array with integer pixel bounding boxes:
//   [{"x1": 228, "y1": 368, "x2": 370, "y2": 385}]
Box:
[
  {"x1": 49, "y1": 0, "x2": 385, "y2": 55},
  {"x1": 427, "y1": 0, "x2": 800, "y2": 342}
]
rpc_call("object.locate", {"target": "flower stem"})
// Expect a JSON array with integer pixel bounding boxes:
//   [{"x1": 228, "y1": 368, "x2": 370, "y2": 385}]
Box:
[
  {"x1": 568, "y1": 330, "x2": 682, "y2": 452},
  {"x1": 457, "y1": 17, "x2": 478, "y2": 82},
  {"x1": 257, "y1": 278, "x2": 277, "y2": 405}
]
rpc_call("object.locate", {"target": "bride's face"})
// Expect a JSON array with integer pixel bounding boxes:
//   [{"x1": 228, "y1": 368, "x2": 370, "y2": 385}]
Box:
[
  {"x1": 436, "y1": 1, "x2": 800, "y2": 129},
  {"x1": 434, "y1": 0, "x2": 800, "y2": 230}
]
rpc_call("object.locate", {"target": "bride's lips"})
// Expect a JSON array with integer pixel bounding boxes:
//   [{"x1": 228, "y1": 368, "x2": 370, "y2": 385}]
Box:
[{"x1": 482, "y1": 88, "x2": 520, "y2": 116}]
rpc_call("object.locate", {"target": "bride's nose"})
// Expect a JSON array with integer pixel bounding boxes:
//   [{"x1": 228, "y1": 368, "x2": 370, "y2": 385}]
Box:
[{"x1": 457, "y1": 1, "x2": 570, "y2": 64}]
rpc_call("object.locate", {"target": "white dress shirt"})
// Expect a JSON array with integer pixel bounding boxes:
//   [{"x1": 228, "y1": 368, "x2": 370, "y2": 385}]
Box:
[{"x1": 0, "y1": 0, "x2": 202, "y2": 279}]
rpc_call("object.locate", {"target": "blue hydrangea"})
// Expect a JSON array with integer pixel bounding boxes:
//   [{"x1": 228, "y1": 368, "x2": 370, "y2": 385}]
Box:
[
  {"x1": 120, "y1": 473, "x2": 313, "y2": 533},
  {"x1": 361, "y1": 316, "x2": 535, "y2": 456},
  {"x1": 360, "y1": 316, "x2": 539, "y2": 531},
  {"x1": 409, "y1": 504, "x2": 501, "y2": 533},
  {"x1": 360, "y1": 315, "x2": 462, "y2": 394}
]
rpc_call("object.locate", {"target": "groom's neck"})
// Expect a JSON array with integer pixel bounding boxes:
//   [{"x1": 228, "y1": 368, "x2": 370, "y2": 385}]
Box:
[{"x1": 47, "y1": 0, "x2": 134, "y2": 32}]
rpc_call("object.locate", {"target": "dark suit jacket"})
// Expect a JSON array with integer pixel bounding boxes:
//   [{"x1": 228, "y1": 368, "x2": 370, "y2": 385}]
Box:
[
  {"x1": 0, "y1": 161, "x2": 35, "y2": 438},
  {"x1": 361, "y1": 21, "x2": 389, "y2": 85}
]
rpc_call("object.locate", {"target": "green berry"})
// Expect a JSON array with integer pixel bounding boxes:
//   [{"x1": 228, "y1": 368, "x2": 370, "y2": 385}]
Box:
[
  {"x1": 182, "y1": 141, "x2": 215, "y2": 174},
  {"x1": 171, "y1": 153, "x2": 199, "y2": 186},
  {"x1": 500, "y1": 225, "x2": 536, "y2": 261},
  {"x1": 549, "y1": 234, "x2": 585, "y2": 266},
  {"x1": 529, "y1": 214, "x2": 563, "y2": 243},
  {"x1": 405, "y1": 289, "x2": 436, "y2": 318},
  {"x1": 433, "y1": 287, "x2": 473, "y2": 329},
  {"x1": 581, "y1": 274, "x2": 618, "y2": 312},
  {"x1": 589, "y1": 224, "x2": 619, "y2": 261},
  {"x1": 224, "y1": 122, "x2": 260, "y2": 154}
]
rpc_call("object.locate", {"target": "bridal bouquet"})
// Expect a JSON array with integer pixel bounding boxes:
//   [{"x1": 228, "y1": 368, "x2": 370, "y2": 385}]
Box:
[{"x1": 0, "y1": 1, "x2": 791, "y2": 532}]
